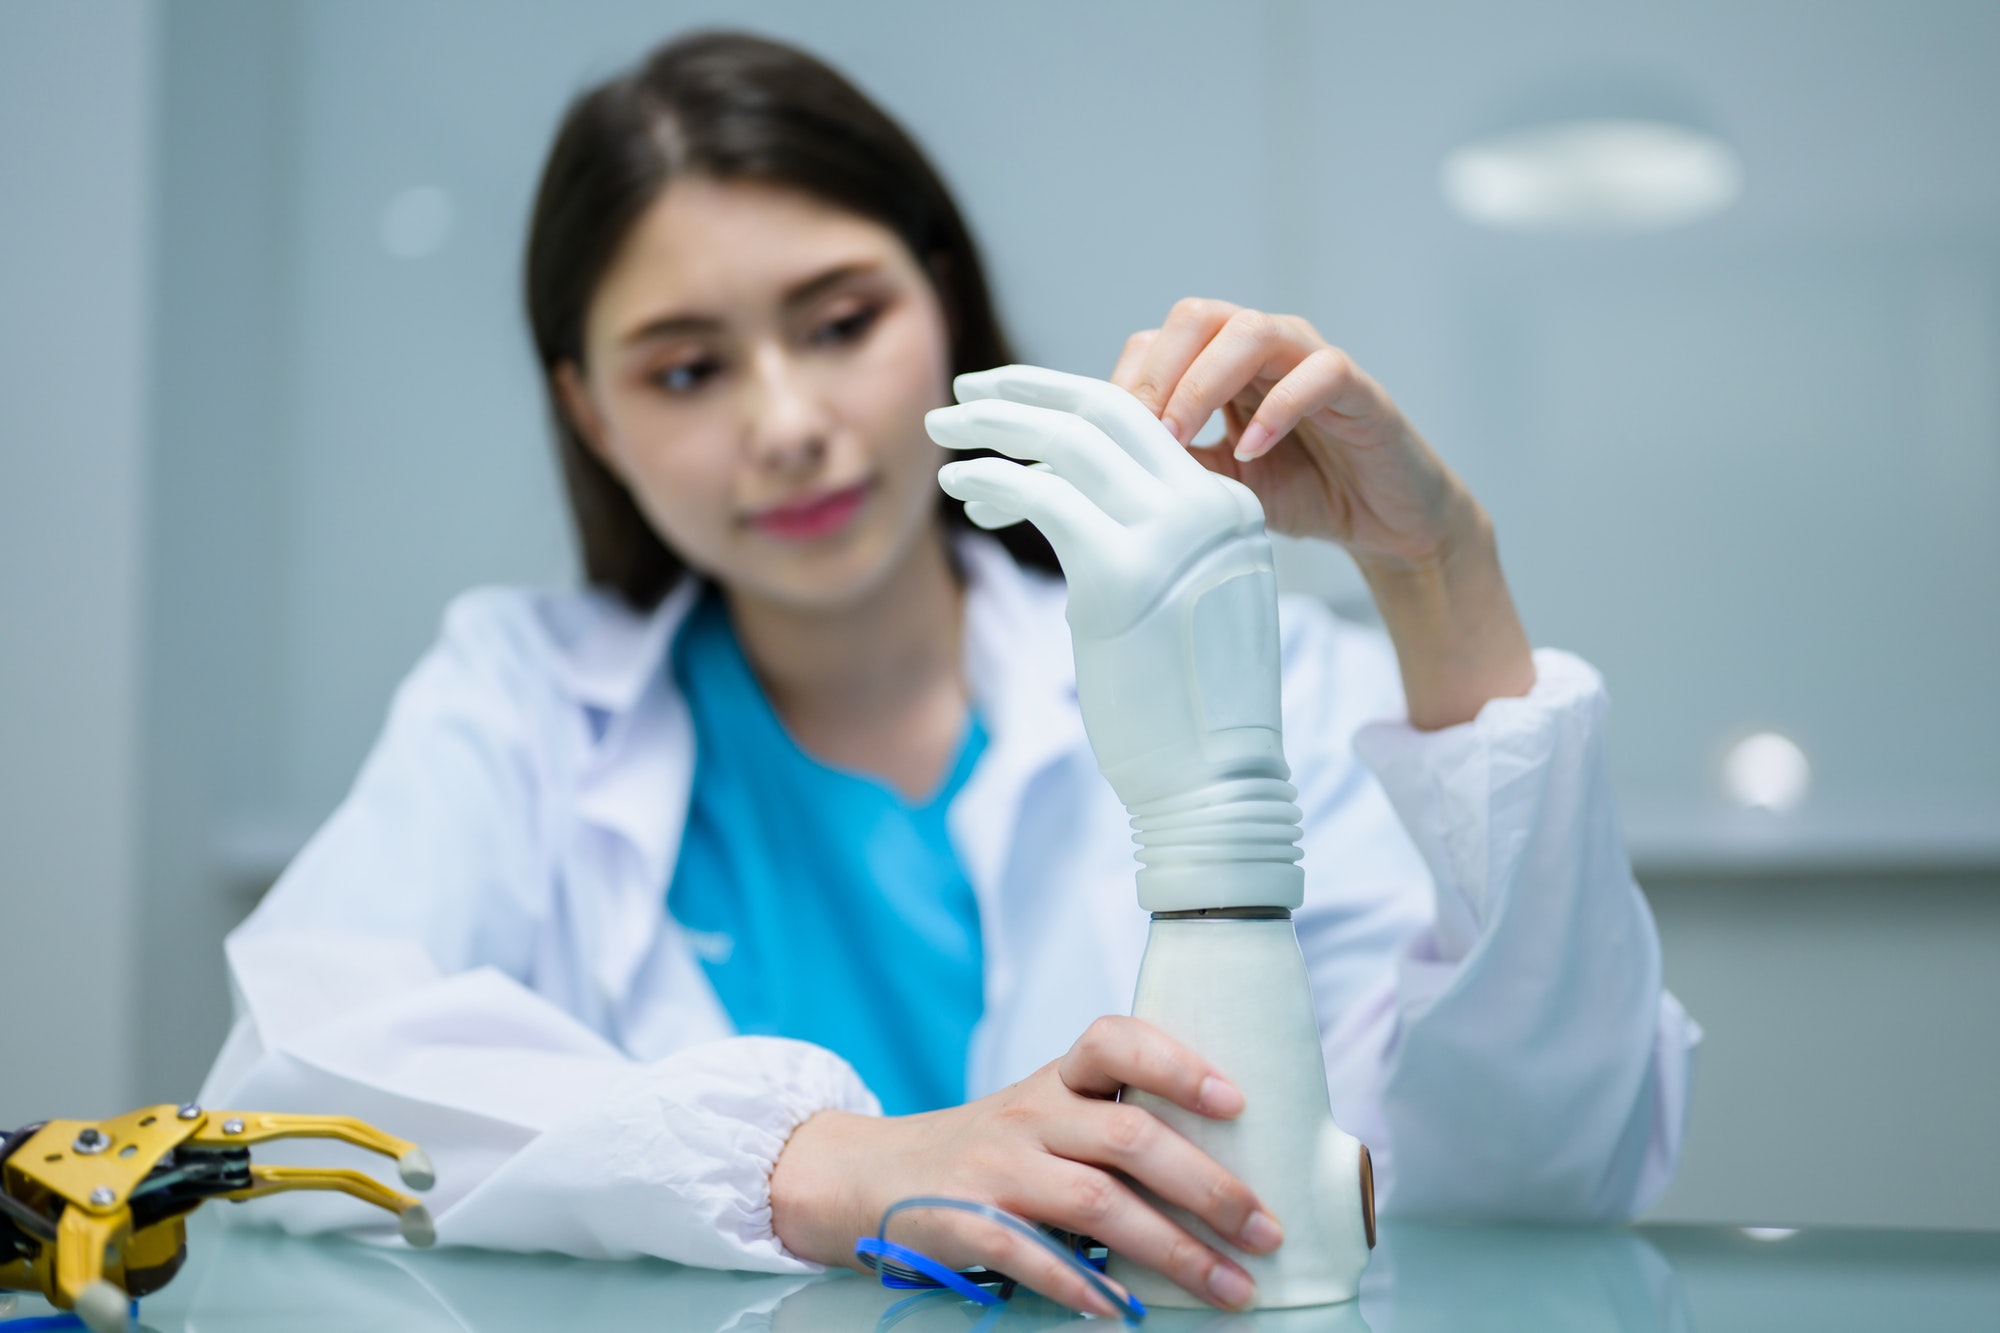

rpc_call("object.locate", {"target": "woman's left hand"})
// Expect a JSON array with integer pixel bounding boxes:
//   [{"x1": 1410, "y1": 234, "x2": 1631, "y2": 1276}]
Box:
[
  {"x1": 1111, "y1": 298, "x2": 1464, "y2": 564},
  {"x1": 1112, "y1": 298, "x2": 1537, "y2": 730}
]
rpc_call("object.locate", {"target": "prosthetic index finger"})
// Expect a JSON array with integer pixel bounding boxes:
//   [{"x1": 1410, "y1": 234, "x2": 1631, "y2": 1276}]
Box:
[
  {"x1": 952, "y1": 364, "x2": 1207, "y2": 485},
  {"x1": 927, "y1": 400, "x2": 1163, "y2": 524},
  {"x1": 937, "y1": 456, "x2": 1120, "y2": 574}
]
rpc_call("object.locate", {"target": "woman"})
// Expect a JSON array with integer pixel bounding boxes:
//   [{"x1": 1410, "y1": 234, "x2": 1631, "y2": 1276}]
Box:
[{"x1": 203, "y1": 31, "x2": 1698, "y2": 1316}]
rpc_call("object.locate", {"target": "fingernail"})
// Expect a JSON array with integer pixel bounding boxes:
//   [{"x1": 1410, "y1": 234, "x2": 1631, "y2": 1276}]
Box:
[
  {"x1": 1198, "y1": 1076, "x2": 1245, "y2": 1118},
  {"x1": 1233, "y1": 423, "x2": 1271, "y2": 461},
  {"x1": 1160, "y1": 414, "x2": 1183, "y2": 442},
  {"x1": 1209, "y1": 1263, "x2": 1255, "y2": 1309},
  {"x1": 1240, "y1": 1209, "x2": 1284, "y2": 1253}
]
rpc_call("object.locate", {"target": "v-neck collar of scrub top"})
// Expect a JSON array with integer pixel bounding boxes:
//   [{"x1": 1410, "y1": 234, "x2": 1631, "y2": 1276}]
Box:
[{"x1": 543, "y1": 535, "x2": 1092, "y2": 1017}]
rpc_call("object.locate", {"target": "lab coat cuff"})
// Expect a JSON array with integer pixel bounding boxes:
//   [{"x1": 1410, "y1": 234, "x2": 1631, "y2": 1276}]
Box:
[
  {"x1": 433, "y1": 1036, "x2": 881, "y2": 1271},
  {"x1": 652, "y1": 1036, "x2": 883, "y2": 1271},
  {"x1": 743, "y1": 1043, "x2": 886, "y2": 1269},
  {"x1": 1351, "y1": 649, "x2": 1607, "y2": 960}
]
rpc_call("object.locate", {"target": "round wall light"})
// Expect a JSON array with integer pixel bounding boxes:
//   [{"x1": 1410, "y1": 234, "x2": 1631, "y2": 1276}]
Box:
[
  {"x1": 1722, "y1": 731, "x2": 1811, "y2": 813},
  {"x1": 1441, "y1": 119, "x2": 1742, "y2": 233}
]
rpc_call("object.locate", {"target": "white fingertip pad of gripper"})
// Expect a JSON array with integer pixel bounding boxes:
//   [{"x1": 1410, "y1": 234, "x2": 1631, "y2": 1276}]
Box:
[
  {"x1": 400, "y1": 1203, "x2": 437, "y2": 1248},
  {"x1": 397, "y1": 1147, "x2": 435, "y2": 1191}
]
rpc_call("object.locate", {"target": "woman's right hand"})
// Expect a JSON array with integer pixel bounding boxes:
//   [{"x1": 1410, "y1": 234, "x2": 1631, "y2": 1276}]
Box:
[{"x1": 768, "y1": 1015, "x2": 1284, "y2": 1314}]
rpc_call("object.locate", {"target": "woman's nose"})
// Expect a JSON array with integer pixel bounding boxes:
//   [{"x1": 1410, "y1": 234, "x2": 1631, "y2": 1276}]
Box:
[{"x1": 744, "y1": 344, "x2": 830, "y2": 474}]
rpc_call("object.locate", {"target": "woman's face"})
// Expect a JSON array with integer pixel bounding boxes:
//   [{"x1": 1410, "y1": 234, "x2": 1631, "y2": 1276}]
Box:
[{"x1": 560, "y1": 176, "x2": 956, "y2": 612}]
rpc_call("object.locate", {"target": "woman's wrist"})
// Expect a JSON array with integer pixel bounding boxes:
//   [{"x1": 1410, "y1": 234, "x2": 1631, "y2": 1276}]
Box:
[
  {"x1": 769, "y1": 1109, "x2": 880, "y2": 1268},
  {"x1": 1353, "y1": 489, "x2": 1536, "y2": 731}
]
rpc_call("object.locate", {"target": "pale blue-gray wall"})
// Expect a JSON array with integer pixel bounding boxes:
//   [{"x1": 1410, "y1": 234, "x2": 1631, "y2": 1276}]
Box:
[
  {"x1": 3, "y1": 0, "x2": 1996, "y2": 1227},
  {"x1": 0, "y1": 0, "x2": 154, "y2": 1127}
]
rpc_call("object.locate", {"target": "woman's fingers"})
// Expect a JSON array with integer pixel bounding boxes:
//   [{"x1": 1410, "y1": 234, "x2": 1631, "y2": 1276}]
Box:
[
  {"x1": 1153, "y1": 310, "x2": 1319, "y2": 452},
  {"x1": 927, "y1": 399, "x2": 1164, "y2": 522},
  {"x1": 1043, "y1": 1100, "x2": 1281, "y2": 1259},
  {"x1": 896, "y1": 1209, "x2": 1130, "y2": 1318},
  {"x1": 1234, "y1": 345, "x2": 1387, "y2": 462},
  {"x1": 1033, "y1": 1159, "x2": 1259, "y2": 1310},
  {"x1": 1123, "y1": 297, "x2": 1244, "y2": 435},
  {"x1": 1109, "y1": 328, "x2": 1158, "y2": 390},
  {"x1": 1059, "y1": 1015, "x2": 1246, "y2": 1118}
]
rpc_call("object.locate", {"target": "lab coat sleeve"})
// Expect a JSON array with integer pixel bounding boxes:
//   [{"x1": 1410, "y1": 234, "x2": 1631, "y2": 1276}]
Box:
[
  {"x1": 1282, "y1": 602, "x2": 1699, "y2": 1221},
  {"x1": 201, "y1": 591, "x2": 880, "y2": 1270}
]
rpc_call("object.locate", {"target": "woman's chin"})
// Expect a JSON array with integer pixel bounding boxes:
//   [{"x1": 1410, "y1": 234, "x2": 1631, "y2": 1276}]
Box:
[{"x1": 732, "y1": 527, "x2": 907, "y2": 613}]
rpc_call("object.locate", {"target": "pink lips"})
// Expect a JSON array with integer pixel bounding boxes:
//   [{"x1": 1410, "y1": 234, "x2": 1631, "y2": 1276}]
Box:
[{"x1": 747, "y1": 480, "x2": 872, "y2": 541}]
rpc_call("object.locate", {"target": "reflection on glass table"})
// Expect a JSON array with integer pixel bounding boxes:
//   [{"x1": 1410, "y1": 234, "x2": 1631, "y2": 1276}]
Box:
[{"x1": 4, "y1": 1211, "x2": 1997, "y2": 1332}]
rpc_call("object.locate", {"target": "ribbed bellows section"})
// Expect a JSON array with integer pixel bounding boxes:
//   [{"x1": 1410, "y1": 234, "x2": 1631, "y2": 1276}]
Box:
[{"x1": 1128, "y1": 776, "x2": 1306, "y2": 912}]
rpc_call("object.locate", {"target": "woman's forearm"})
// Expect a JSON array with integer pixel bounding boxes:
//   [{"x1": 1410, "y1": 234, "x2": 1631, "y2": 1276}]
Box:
[{"x1": 1354, "y1": 492, "x2": 1535, "y2": 732}]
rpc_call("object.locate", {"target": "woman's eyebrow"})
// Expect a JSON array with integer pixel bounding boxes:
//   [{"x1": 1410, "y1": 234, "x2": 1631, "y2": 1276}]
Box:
[
  {"x1": 620, "y1": 311, "x2": 724, "y2": 347},
  {"x1": 618, "y1": 261, "x2": 885, "y2": 347},
  {"x1": 781, "y1": 260, "x2": 883, "y2": 309}
]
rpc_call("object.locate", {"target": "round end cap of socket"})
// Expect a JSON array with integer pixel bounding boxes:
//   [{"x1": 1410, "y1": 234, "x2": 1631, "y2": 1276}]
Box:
[
  {"x1": 399, "y1": 1204, "x2": 437, "y2": 1248},
  {"x1": 74, "y1": 1280, "x2": 133, "y2": 1333},
  {"x1": 397, "y1": 1147, "x2": 435, "y2": 1191}
]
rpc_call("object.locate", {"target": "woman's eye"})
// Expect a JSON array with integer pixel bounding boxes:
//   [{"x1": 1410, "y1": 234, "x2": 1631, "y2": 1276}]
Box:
[
  {"x1": 812, "y1": 305, "x2": 879, "y2": 347},
  {"x1": 653, "y1": 358, "x2": 721, "y2": 395}
]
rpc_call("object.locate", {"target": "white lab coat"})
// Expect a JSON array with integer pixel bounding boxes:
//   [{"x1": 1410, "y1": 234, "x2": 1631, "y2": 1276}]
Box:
[{"x1": 202, "y1": 536, "x2": 1698, "y2": 1270}]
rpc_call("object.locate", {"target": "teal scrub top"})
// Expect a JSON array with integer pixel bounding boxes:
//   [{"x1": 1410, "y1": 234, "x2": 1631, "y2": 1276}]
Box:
[{"x1": 665, "y1": 589, "x2": 988, "y2": 1115}]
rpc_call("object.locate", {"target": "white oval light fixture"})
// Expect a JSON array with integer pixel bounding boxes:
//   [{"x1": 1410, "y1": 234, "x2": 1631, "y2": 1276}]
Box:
[
  {"x1": 1723, "y1": 732, "x2": 1811, "y2": 813},
  {"x1": 1442, "y1": 119, "x2": 1742, "y2": 233}
]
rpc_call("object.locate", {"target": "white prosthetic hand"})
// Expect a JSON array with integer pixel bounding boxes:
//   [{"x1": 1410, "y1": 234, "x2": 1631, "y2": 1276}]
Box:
[
  {"x1": 929, "y1": 365, "x2": 1306, "y2": 913},
  {"x1": 933, "y1": 367, "x2": 1373, "y2": 1309}
]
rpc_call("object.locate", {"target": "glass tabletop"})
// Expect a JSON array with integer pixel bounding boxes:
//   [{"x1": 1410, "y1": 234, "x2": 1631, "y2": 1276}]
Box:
[{"x1": 6, "y1": 1212, "x2": 1997, "y2": 1331}]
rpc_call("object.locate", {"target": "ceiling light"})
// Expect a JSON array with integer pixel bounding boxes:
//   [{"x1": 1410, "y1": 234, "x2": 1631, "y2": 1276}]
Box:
[
  {"x1": 1723, "y1": 732, "x2": 1811, "y2": 813},
  {"x1": 1441, "y1": 119, "x2": 1742, "y2": 233}
]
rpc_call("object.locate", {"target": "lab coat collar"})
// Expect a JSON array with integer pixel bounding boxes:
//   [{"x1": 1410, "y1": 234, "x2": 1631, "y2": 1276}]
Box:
[
  {"x1": 545, "y1": 579, "x2": 702, "y2": 717},
  {"x1": 553, "y1": 536, "x2": 1091, "y2": 1005},
  {"x1": 549, "y1": 535, "x2": 1082, "y2": 748}
]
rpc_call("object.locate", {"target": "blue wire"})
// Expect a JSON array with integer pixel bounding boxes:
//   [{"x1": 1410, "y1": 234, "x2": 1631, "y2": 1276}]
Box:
[
  {"x1": 855, "y1": 1237, "x2": 1000, "y2": 1306},
  {"x1": 855, "y1": 1196, "x2": 1145, "y2": 1324}
]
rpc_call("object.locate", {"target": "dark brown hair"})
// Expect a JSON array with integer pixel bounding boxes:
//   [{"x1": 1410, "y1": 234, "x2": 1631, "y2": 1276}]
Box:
[{"x1": 524, "y1": 30, "x2": 1058, "y2": 609}]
